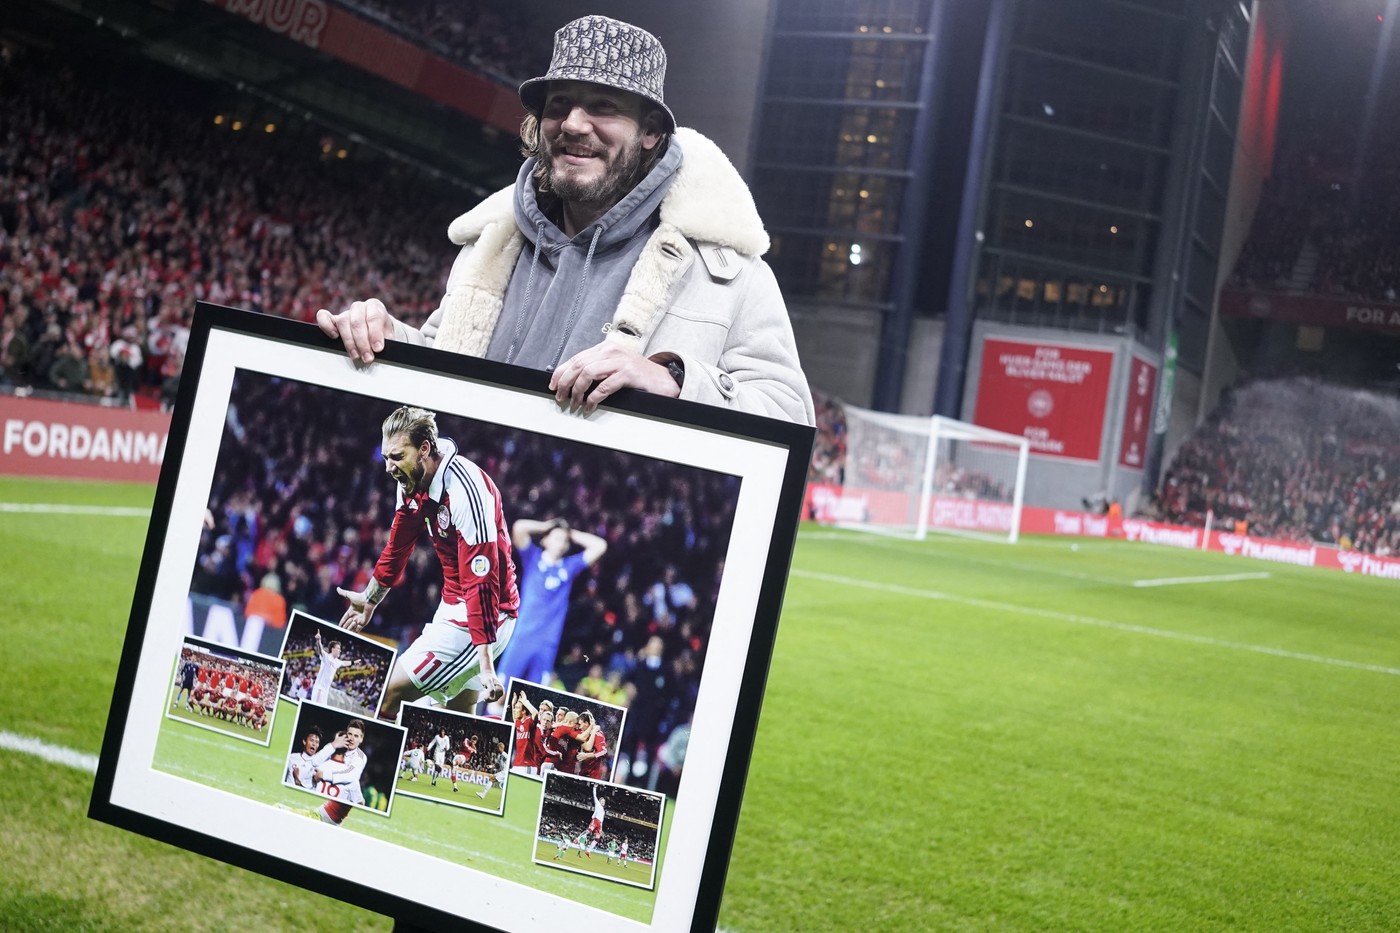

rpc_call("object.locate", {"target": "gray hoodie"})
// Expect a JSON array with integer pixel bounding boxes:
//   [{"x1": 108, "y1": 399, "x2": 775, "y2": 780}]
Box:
[{"x1": 485, "y1": 139, "x2": 684, "y2": 370}]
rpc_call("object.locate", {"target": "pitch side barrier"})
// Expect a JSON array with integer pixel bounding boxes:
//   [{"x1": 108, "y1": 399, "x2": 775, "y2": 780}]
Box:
[
  {"x1": 1, "y1": 393, "x2": 170, "y2": 483},
  {"x1": 804, "y1": 482, "x2": 1400, "y2": 582}
]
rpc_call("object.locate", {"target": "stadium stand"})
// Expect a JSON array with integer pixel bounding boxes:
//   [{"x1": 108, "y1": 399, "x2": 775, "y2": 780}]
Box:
[
  {"x1": 329, "y1": 0, "x2": 549, "y2": 85},
  {"x1": 1152, "y1": 377, "x2": 1400, "y2": 556},
  {"x1": 0, "y1": 47, "x2": 456, "y2": 403}
]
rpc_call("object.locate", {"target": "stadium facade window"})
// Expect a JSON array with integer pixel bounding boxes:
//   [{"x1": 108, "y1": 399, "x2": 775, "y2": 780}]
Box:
[
  {"x1": 755, "y1": 0, "x2": 935, "y2": 314},
  {"x1": 1013, "y1": 0, "x2": 1185, "y2": 81},
  {"x1": 756, "y1": 168, "x2": 905, "y2": 237},
  {"x1": 774, "y1": 0, "x2": 933, "y2": 34},
  {"x1": 766, "y1": 37, "x2": 925, "y2": 102},
  {"x1": 758, "y1": 102, "x2": 915, "y2": 171},
  {"x1": 972, "y1": 251, "x2": 1141, "y2": 335}
]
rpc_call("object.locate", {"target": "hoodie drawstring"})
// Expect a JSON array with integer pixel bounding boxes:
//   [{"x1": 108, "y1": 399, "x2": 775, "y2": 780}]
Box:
[
  {"x1": 550, "y1": 225, "x2": 603, "y2": 369},
  {"x1": 504, "y1": 219, "x2": 547, "y2": 365}
]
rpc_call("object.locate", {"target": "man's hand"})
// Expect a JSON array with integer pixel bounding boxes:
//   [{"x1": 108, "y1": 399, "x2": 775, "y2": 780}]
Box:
[
  {"x1": 478, "y1": 650, "x2": 504, "y2": 704},
  {"x1": 479, "y1": 673, "x2": 504, "y2": 704},
  {"x1": 337, "y1": 586, "x2": 375, "y2": 632},
  {"x1": 316, "y1": 300, "x2": 394, "y2": 364},
  {"x1": 550, "y1": 344, "x2": 680, "y2": 413}
]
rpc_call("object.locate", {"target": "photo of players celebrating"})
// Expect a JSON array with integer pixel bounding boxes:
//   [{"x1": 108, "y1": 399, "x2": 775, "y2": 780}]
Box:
[
  {"x1": 276, "y1": 610, "x2": 395, "y2": 718},
  {"x1": 395, "y1": 705, "x2": 513, "y2": 814},
  {"x1": 165, "y1": 636, "x2": 284, "y2": 745},
  {"x1": 508, "y1": 679, "x2": 625, "y2": 783},
  {"x1": 534, "y1": 772, "x2": 665, "y2": 890},
  {"x1": 279, "y1": 701, "x2": 406, "y2": 823}
]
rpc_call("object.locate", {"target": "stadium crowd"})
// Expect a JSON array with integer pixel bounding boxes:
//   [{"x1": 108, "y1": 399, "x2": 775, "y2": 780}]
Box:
[
  {"x1": 0, "y1": 47, "x2": 453, "y2": 403},
  {"x1": 190, "y1": 374, "x2": 736, "y2": 786},
  {"x1": 1152, "y1": 377, "x2": 1400, "y2": 556},
  {"x1": 1227, "y1": 62, "x2": 1400, "y2": 304},
  {"x1": 330, "y1": 0, "x2": 549, "y2": 86}
]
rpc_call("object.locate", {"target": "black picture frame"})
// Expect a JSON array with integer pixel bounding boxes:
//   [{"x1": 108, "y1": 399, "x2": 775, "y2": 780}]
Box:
[{"x1": 90, "y1": 302, "x2": 814, "y2": 933}]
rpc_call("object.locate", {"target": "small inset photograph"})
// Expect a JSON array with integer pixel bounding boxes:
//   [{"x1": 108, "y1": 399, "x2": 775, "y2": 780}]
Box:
[
  {"x1": 533, "y1": 772, "x2": 665, "y2": 890},
  {"x1": 506, "y1": 679, "x2": 626, "y2": 783},
  {"x1": 165, "y1": 635, "x2": 284, "y2": 746},
  {"x1": 396, "y1": 705, "x2": 514, "y2": 814},
  {"x1": 280, "y1": 701, "x2": 406, "y2": 823},
  {"x1": 276, "y1": 609, "x2": 396, "y2": 718}
]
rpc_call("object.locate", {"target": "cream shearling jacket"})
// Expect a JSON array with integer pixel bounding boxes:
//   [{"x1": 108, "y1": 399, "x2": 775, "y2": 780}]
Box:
[{"x1": 387, "y1": 128, "x2": 815, "y2": 426}]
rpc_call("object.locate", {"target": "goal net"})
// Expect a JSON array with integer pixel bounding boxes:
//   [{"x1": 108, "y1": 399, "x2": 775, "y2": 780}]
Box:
[{"x1": 834, "y1": 408, "x2": 1029, "y2": 543}]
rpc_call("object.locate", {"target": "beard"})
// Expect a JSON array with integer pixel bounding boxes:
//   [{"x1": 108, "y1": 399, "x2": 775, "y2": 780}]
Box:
[
  {"x1": 396, "y1": 459, "x2": 426, "y2": 494},
  {"x1": 543, "y1": 131, "x2": 646, "y2": 211}
]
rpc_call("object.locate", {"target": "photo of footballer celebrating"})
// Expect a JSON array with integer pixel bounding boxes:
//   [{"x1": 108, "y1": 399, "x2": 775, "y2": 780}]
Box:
[
  {"x1": 279, "y1": 701, "x2": 406, "y2": 825},
  {"x1": 533, "y1": 771, "x2": 666, "y2": 890},
  {"x1": 165, "y1": 635, "x2": 285, "y2": 745},
  {"x1": 508, "y1": 679, "x2": 626, "y2": 783},
  {"x1": 276, "y1": 609, "x2": 396, "y2": 718},
  {"x1": 395, "y1": 704, "x2": 513, "y2": 814}
]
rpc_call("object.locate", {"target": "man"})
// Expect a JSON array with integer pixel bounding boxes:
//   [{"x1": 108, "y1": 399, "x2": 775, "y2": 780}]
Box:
[
  {"x1": 451, "y1": 733, "x2": 477, "y2": 792},
  {"x1": 285, "y1": 726, "x2": 322, "y2": 789},
  {"x1": 476, "y1": 740, "x2": 510, "y2": 800},
  {"x1": 317, "y1": 14, "x2": 813, "y2": 426},
  {"x1": 310, "y1": 629, "x2": 351, "y2": 706},
  {"x1": 400, "y1": 740, "x2": 425, "y2": 781},
  {"x1": 173, "y1": 655, "x2": 197, "y2": 710},
  {"x1": 511, "y1": 691, "x2": 554, "y2": 776},
  {"x1": 497, "y1": 518, "x2": 607, "y2": 689},
  {"x1": 576, "y1": 783, "x2": 607, "y2": 856},
  {"x1": 334, "y1": 406, "x2": 520, "y2": 719},
  {"x1": 309, "y1": 719, "x2": 369, "y2": 825},
  {"x1": 575, "y1": 712, "x2": 609, "y2": 781},
  {"x1": 427, "y1": 726, "x2": 451, "y2": 786}
]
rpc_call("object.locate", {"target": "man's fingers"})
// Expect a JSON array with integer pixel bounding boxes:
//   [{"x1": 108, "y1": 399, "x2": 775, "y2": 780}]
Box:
[
  {"x1": 347, "y1": 303, "x2": 374, "y2": 362},
  {"x1": 315, "y1": 308, "x2": 340, "y2": 338},
  {"x1": 335, "y1": 586, "x2": 358, "y2": 600}
]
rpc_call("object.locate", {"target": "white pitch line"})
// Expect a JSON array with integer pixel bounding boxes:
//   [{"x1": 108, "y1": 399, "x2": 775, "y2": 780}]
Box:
[
  {"x1": 0, "y1": 502, "x2": 149, "y2": 517},
  {"x1": 1132, "y1": 572, "x2": 1272, "y2": 588},
  {"x1": 790, "y1": 568, "x2": 1400, "y2": 677},
  {"x1": 0, "y1": 730, "x2": 99, "y2": 774}
]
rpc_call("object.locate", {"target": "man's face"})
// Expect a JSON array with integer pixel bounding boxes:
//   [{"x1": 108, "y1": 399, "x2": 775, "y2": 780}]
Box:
[
  {"x1": 540, "y1": 80, "x2": 663, "y2": 211},
  {"x1": 382, "y1": 432, "x2": 428, "y2": 494},
  {"x1": 345, "y1": 727, "x2": 364, "y2": 751},
  {"x1": 541, "y1": 526, "x2": 570, "y2": 557},
  {"x1": 302, "y1": 732, "x2": 321, "y2": 754}
]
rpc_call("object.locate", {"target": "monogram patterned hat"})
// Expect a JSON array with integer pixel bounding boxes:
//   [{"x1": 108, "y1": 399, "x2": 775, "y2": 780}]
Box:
[{"x1": 519, "y1": 15, "x2": 675, "y2": 132}]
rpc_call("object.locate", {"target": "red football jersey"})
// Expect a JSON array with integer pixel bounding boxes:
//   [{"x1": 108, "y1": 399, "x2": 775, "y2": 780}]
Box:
[{"x1": 373, "y1": 438, "x2": 520, "y2": 647}]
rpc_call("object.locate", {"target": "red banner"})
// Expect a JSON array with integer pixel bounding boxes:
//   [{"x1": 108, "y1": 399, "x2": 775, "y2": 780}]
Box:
[
  {"x1": 1219, "y1": 289, "x2": 1400, "y2": 336},
  {"x1": 205, "y1": 0, "x2": 524, "y2": 133},
  {"x1": 1, "y1": 396, "x2": 171, "y2": 483},
  {"x1": 972, "y1": 338, "x2": 1114, "y2": 461},
  {"x1": 801, "y1": 484, "x2": 1400, "y2": 582},
  {"x1": 1118, "y1": 355, "x2": 1157, "y2": 469}
]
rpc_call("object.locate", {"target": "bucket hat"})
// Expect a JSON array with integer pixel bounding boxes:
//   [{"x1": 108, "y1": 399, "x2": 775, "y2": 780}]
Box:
[{"x1": 519, "y1": 15, "x2": 675, "y2": 132}]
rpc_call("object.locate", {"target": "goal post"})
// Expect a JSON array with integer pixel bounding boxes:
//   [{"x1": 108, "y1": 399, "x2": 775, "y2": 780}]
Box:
[{"x1": 835, "y1": 407, "x2": 1030, "y2": 543}]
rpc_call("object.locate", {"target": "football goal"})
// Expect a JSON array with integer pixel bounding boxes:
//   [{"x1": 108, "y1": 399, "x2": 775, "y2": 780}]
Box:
[{"x1": 833, "y1": 407, "x2": 1029, "y2": 543}]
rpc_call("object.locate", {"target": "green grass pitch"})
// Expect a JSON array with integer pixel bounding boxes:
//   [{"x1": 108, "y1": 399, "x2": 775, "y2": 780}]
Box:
[
  {"x1": 5, "y1": 475, "x2": 1400, "y2": 931},
  {"x1": 533, "y1": 838, "x2": 656, "y2": 887}
]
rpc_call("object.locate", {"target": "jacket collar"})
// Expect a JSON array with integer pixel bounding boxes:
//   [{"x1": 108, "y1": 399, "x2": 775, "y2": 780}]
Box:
[{"x1": 447, "y1": 127, "x2": 768, "y2": 258}]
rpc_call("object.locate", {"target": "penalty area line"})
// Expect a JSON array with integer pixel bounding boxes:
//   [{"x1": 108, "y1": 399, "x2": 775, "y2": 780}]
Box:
[
  {"x1": 790, "y1": 568, "x2": 1400, "y2": 677},
  {"x1": 1132, "y1": 572, "x2": 1272, "y2": 588},
  {"x1": 0, "y1": 730, "x2": 98, "y2": 774},
  {"x1": 0, "y1": 502, "x2": 149, "y2": 517}
]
